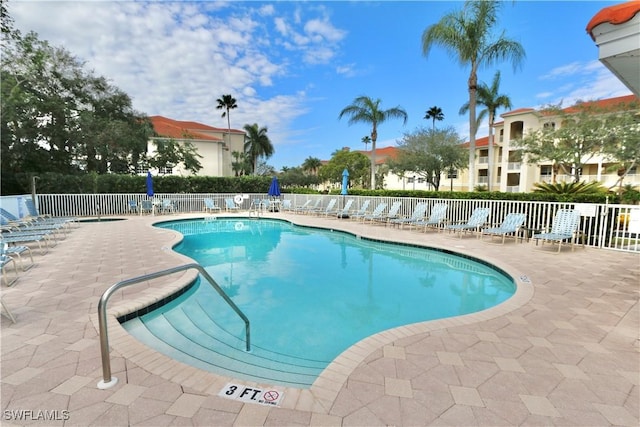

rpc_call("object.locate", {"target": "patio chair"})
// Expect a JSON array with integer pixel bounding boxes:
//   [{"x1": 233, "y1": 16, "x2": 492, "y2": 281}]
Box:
[
  {"x1": 389, "y1": 203, "x2": 427, "y2": 228},
  {"x1": 203, "y1": 198, "x2": 221, "y2": 213},
  {"x1": 128, "y1": 200, "x2": 138, "y2": 214},
  {"x1": 532, "y1": 209, "x2": 582, "y2": 253},
  {"x1": 224, "y1": 198, "x2": 241, "y2": 212},
  {"x1": 161, "y1": 199, "x2": 175, "y2": 214},
  {"x1": 140, "y1": 200, "x2": 154, "y2": 215},
  {"x1": 481, "y1": 213, "x2": 527, "y2": 244},
  {"x1": 349, "y1": 200, "x2": 372, "y2": 220},
  {"x1": 361, "y1": 202, "x2": 388, "y2": 223},
  {"x1": 281, "y1": 200, "x2": 293, "y2": 211},
  {"x1": 413, "y1": 203, "x2": 448, "y2": 232},
  {"x1": 1, "y1": 235, "x2": 51, "y2": 255},
  {"x1": 446, "y1": 207, "x2": 490, "y2": 238}
]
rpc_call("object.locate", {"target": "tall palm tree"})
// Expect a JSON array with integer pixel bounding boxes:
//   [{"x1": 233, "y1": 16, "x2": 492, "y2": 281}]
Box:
[
  {"x1": 460, "y1": 71, "x2": 512, "y2": 191},
  {"x1": 424, "y1": 106, "x2": 445, "y2": 130},
  {"x1": 302, "y1": 156, "x2": 322, "y2": 175},
  {"x1": 243, "y1": 123, "x2": 274, "y2": 175},
  {"x1": 361, "y1": 135, "x2": 372, "y2": 151},
  {"x1": 339, "y1": 96, "x2": 408, "y2": 189},
  {"x1": 216, "y1": 94, "x2": 237, "y2": 149},
  {"x1": 422, "y1": 0, "x2": 525, "y2": 190}
]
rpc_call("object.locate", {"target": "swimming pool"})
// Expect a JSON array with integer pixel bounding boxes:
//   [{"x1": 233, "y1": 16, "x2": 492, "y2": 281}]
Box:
[{"x1": 122, "y1": 218, "x2": 515, "y2": 388}]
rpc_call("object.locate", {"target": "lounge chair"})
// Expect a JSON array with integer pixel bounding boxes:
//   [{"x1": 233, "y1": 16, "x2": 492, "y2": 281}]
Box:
[
  {"x1": 361, "y1": 202, "x2": 388, "y2": 223},
  {"x1": 373, "y1": 201, "x2": 402, "y2": 225},
  {"x1": 1, "y1": 296, "x2": 16, "y2": 323},
  {"x1": 532, "y1": 209, "x2": 582, "y2": 253},
  {"x1": 203, "y1": 198, "x2": 221, "y2": 213},
  {"x1": 128, "y1": 200, "x2": 138, "y2": 214},
  {"x1": 298, "y1": 199, "x2": 322, "y2": 214},
  {"x1": 481, "y1": 213, "x2": 527, "y2": 244},
  {"x1": 446, "y1": 207, "x2": 490, "y2": 238},
  {"x1": 24, "y1": 198, "x2": 77, "y2": 224},
  {"x1": 389, "y1": 203, "x2": 427, "y2": 228},
  {"x1": 1, "y1": 254, "x2": 18, "y2": 287},
  {"x1": 0, "y1": 235, "x2": 51, "y2": 255},
  {"x1": 224, "y1": 198, "x2": 241, "y2": 212},
  {"x1": 1, "y1": 242, "x2": 33, "y2": 272},
  {"x1": 330, "y1": 199, "x2": 354, "y2": 218},
  {"x1": 413, "y1": 203, "x2": 448, "y2": 232},
  {"x1": 0, "y1": 208, "x2": 69, "y2": 233},
  {"x1": 312, "y1": 199, "x2": 337, "y2": 216},
  {"x1": 349, "y1": 200, "x2": 372, "y2": 220}
]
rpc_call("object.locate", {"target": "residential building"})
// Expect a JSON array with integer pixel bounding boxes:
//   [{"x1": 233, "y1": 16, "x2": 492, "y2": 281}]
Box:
[
  {"x1": 148, "y1": 116, "x2": 245, "y2": 177},
  {"x1": 360, "y1": 94, "x2": 639, "y2": 192}
]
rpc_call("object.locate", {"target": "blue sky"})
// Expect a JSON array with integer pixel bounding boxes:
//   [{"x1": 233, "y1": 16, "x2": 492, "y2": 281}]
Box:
[{"x1": 11, "y1": 1, "x2": 632, "y2": 170}]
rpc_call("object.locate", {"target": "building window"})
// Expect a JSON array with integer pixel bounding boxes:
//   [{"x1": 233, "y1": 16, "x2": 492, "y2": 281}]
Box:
[
  {"x1": 158, "y1": 165, "x2": 174, "y2": 175},
  {"x1": 543, "y1": 122, "x2": 556, "y2": 130},
  {"x1": 540, "y1": 165, "x2": 553, "y2": 177},
  {"x1": 136, "y1": 164, "x2": 149, "y2": 174}
]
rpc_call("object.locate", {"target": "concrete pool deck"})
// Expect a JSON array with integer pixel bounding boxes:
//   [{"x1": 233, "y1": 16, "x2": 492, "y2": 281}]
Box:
[{"x1": 1, "y1": 212, "x2": 638, "y2": 426}]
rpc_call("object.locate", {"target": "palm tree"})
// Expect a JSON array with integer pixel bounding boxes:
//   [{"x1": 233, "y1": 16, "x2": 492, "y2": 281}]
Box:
[
  {"x1": 339, "y1": 96, "x2": 408, "y2": 189},
  {"x1": 459, "y1": 71, "x2": 512, "y2": 191},
  {"x1": 302, "y1": 156, "x2": 322, "y2": 175},
  {"x1": 216, "y1": 94, "x2": 237, "y2": 149},
  {"x1": 424, "y1": 106, "x2": 445, "y2": 130},
  {"x1": 361, "y1": 135, "x2": 371, "y2": 151},
  {"x1": 422, "y1": 0, "x2": 525, "y2": 190},
  {"x1": 243, "y1": 123, "x2": 274, "y2": 175}
]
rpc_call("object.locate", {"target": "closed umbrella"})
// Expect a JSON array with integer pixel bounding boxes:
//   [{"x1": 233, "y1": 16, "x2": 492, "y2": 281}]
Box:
[
  {"x1": 339, "y1": 169, "x2": 349, "y2": 218},
  {"x1": 146, "y1": 171, "x2": 154, "y2": 197},
  {"x1": 146, "y1": 171, "x2": 155, "y2": 216},
  {"x1": 268, "y1": 176, "x2": 281, "y2": 197},
  {"x1": 341, "y1": 169, "x2": 349, "y2": 195},
  {"x1": 268, "y1": 176, "x2": 281, "y2": 212}
]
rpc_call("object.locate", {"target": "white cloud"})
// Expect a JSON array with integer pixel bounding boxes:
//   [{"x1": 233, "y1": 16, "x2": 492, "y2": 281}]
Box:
[{"x1": 9, "y1": 1, "x2": 340, "y2": 147}]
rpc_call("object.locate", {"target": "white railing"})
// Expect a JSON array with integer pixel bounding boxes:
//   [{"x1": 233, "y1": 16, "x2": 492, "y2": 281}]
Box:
[
  {"x1": 507, "y1": 162, "x2": 522, "y2": 170},
  {"x1": 16, "y1": 193, "x2": 638, "y2": 253}
]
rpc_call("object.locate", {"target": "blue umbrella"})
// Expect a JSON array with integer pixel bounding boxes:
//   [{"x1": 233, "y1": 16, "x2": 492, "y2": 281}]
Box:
[
  {"x1": 341, "y1": 169, "x2": 349, "y2": 195},
  {"x1": 268, "y1": 176, "x2": 281, "y2": 197},
  {"x1": 146, "y1": 171, "x2": 154, "y2": 197}
]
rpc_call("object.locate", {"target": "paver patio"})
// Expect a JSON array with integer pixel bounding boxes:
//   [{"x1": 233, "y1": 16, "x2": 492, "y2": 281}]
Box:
[{"x1": 1, "y1": 212, "x2": 638, "y2": 426}]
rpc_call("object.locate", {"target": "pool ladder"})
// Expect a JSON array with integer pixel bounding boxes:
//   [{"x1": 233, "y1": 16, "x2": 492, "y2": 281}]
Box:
[{"x1": 96, "y1": 263, "x2": 251, "y2": 389}]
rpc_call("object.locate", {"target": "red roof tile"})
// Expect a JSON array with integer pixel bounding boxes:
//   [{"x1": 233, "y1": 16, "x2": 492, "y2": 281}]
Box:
[
  {"x1": 587, "y1": 1, "x2": 640, "y2": 40},
  {"x1": 150, "y1": 115, "x2": 243, "y2": 141},
  {"x1": 461, "y1": 135, "x2": 491, "y2": 149}
]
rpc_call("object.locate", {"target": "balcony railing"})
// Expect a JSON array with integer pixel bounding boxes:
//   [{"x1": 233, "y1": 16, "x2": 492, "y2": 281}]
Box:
[{"x1": 507, "y1": 162, "x2": 521, "y2": 170}]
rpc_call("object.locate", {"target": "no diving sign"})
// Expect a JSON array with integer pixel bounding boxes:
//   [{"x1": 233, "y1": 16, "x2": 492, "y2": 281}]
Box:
[{"x1": 218, "y1": 383, "x2": 284, "y2": 407}]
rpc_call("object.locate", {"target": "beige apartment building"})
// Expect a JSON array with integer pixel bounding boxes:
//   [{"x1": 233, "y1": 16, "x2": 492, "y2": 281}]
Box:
[
  {"x1": 377, "y1": 94, "x2": 639, "y2": 193},
  {"x1": 148, "y1": 116, "x2": 246, "y2": 177}
]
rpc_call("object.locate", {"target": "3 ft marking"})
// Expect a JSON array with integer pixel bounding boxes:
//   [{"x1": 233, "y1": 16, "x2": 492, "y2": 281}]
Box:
[{"x1": 218, "y1": 383, "x2": 284, "y2": 407}]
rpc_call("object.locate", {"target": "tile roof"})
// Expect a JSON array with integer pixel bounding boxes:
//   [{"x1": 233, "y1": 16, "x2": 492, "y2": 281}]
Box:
[
  {"x1": 150, "y1": 115, "x2": 242, "y2": 141},
  {"x1": 355, "y1": 146, "x2": 400, "y2": 164},
  {"x1": 587, "y1": 1, "x2": 640, "y2": 40},
  {"x1": 501, "y1": 94, "x2": 639, "y2": 118}
]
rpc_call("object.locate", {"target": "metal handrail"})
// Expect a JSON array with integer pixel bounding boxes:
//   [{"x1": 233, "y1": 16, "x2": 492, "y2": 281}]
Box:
[{"x1": 97, "y1": 263, "x2": 250, "y2": 389}]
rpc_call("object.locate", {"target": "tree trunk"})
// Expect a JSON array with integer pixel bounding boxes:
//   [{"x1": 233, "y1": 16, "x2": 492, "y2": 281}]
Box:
[{"x1": 468, "y1": 71, "x2": 477, "y2": 191}]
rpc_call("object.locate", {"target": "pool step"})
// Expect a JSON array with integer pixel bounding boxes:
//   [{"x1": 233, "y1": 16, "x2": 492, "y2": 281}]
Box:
[{"x1": 123, "y1": 303, "x2": 326, "y2": 388}]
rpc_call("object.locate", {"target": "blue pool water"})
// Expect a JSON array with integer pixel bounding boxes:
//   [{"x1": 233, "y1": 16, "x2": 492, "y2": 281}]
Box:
[{"x1": 123, "y1": 218, "x2": 515, "y2": 387}]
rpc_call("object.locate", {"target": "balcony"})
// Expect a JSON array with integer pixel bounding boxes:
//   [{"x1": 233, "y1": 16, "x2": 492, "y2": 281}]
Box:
[
  {"x1": 478, "y1": 156, "x2": 488, "y2": 164},
  {"x1": 507, "y1": 162, "x2": 521, "y2": 170},
  {"x1": 506, "y1": 185, "x2": 520, "y2": 193}
]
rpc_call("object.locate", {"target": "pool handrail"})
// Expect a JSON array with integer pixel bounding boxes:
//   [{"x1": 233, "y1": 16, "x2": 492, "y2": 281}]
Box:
[{"x1": 97, "y1": 263, "x2": 251, "y2": 389}]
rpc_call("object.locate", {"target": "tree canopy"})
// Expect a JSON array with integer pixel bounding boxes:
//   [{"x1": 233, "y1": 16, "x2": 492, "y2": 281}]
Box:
[
  {"x1": 318, "y1": 149, "x2": 369, "y2": 188},
  {"x1": 389, "y1": 126, "x2": 467, "y2": 191},
  {"x1": 515, "y1": 100, "x2": 640, "y2": 185},
  {"x1": 1, "y1": 30, "x2": 157, "y2": 177}
]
